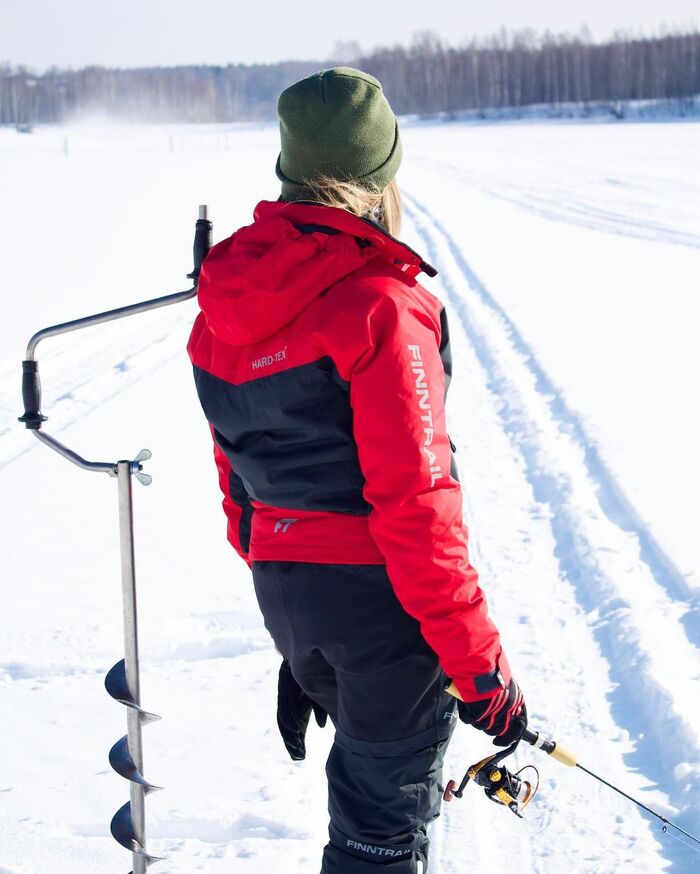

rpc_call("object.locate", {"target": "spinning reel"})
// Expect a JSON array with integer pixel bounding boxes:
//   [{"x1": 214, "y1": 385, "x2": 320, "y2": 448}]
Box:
[{"x1": 443, "y1": 740, "x2": 539, "y2": 818}]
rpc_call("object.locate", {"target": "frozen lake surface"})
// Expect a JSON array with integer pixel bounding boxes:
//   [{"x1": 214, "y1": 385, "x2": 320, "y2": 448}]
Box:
[{"x1": 1, "y1": 117, "x2": 699, "y2": 873}]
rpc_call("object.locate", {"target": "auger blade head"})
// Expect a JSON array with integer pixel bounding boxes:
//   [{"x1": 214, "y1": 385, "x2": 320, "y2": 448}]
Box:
[
  {"x1": 111, "y1": 801, "x2": 163, "y2": 865},
  {"x1": 105, "y1": 659, "x2": 134, "y2": 705},
  {"x1": 109, "y1": 736, "x2": 163, "y2": 792},
  {"x1": 105, "y1": 659, "x2": 160, "y2": 721}
]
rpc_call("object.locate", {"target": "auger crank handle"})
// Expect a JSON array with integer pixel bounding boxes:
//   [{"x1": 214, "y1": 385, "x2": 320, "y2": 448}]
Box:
[
  {"x1": 187, "y1": 205, "x2": 213, "y2": 282},
  {"x1": 18, "y1": 205, "x2": 211, "y2": 447}
]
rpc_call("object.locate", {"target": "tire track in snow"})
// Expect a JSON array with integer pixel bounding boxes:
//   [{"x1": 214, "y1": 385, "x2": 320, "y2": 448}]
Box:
[
  {"x1": 403, "y1": 193, "x2": 700, "y2": 860},
  {"x1": 414, "y1": 156, "x2": 700, "y2": 251},
  {"x1": 404, "y1": 192, "x2": 699, "y2": 615},
  {"x1": 411, "y1": 217, "x2": 665, "y2": 873}
]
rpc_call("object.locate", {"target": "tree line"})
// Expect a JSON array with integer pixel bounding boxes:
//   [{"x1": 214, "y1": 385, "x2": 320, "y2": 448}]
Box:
[
  {"x1": 1, "y1": 29, "x2": 699, "y2": 126},
  {"x1": 370, "y1": 30, "x2": 700, "y2": 114}
]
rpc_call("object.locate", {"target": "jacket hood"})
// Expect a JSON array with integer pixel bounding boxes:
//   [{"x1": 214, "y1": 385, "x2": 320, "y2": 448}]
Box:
[{"x1": 196, "y1": 199, "x2": 436, "y2": 346}]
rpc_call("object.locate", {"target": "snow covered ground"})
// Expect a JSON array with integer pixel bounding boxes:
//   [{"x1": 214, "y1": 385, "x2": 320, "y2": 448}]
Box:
[{"x1": 1, "y1": 118, "x2": 699, "y2": 873}]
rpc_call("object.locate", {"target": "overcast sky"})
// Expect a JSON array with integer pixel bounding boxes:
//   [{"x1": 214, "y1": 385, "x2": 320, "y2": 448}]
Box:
[{"x1": 1, "y1": 0, "x2": 698, "y2": 70}]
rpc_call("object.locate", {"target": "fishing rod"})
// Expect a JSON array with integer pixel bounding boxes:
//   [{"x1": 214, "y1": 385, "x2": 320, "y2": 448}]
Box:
[
  {"x1": 444, "y1": 685, "x2": 700, "y2": 853},
  {"x1": 521, "y1": 727, "x2": 700, "y2": 851}
]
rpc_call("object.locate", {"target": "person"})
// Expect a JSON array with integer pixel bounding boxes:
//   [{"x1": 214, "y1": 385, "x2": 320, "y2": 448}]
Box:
[{"x1": 187, "y1": 67, "x2": 527, "y2": 873}]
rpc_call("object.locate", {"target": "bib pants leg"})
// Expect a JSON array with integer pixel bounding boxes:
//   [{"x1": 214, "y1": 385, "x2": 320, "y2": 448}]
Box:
[{"x1": 252, "y1": 561, "x2": 457, "y2": 874}]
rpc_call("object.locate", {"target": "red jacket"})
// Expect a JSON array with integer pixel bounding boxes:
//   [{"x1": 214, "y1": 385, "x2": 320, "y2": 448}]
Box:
[{"x1": 187, "y1": 199, "x2": 510, "y2": 702}]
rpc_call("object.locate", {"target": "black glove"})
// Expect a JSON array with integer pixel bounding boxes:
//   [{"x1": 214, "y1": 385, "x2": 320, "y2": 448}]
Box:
[
  {"x1": 277, "y1": 659, "x2": 327, "y2": 761},
  {"x1": 458, "y1": 678, "x2": 527, "y2": 747}
]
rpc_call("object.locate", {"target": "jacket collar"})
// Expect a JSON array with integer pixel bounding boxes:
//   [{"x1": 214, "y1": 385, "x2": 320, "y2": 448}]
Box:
[{"x1": 253, "y1": 199, "x2": 438, "y2": 279}]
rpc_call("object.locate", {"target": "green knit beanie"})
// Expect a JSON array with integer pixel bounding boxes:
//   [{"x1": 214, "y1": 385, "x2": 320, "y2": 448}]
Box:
[{"x1": 275, "y1": 67, "x2": 402, "y2": 200}]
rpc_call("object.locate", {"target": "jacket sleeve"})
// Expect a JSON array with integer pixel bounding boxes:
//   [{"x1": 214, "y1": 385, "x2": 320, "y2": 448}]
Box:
[
  {"x1": 210, "y1": 428, "x2": 253, "y2": 569},
  {"x1": 350, "y1": 295, "x2": 510, "y2": 702}
]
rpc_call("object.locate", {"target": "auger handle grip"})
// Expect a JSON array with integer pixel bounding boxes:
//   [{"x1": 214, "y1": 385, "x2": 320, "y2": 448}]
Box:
[
  {"x1": 19, "y1": 360, "x2": 47, "y2": 429},
  {"x1": 187, "y1": 205, "x2": 213, "y2": 282}
]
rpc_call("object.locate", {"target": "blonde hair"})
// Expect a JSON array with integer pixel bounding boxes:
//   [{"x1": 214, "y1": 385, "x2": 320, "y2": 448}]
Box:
[{"x1": 296, "y1": 176, "x2": 403, "y2": 238}]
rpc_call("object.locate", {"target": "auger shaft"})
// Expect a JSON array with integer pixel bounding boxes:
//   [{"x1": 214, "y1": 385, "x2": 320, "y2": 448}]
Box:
[{"x1": 118, "y1": 461, "x2": 148, "y2": 872}]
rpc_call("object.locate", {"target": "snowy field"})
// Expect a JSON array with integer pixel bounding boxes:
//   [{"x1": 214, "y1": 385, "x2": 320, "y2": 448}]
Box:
[{"x1": 1, "y1": 117, "x2": 699, "y2": 873}]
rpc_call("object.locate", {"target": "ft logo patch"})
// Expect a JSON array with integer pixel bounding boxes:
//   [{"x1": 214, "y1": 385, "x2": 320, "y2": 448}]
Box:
[{"x1": 274, "y1": 518, "x2": 298, "y2": 534}]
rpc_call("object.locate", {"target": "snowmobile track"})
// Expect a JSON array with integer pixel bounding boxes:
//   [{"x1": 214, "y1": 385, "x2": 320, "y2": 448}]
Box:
[
  {"x1": 404, "y1": 192, "x2": 700, "y2": 847},
  {"x1": 415, "y1": 156, "x2": 700, "y2": 251}
]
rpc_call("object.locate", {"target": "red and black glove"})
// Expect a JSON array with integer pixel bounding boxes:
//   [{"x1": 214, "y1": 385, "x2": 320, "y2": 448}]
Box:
[
  {"x1": 458, "y1": 678, "x2": 527, "y2": 747},
  {"x1": 277, "y1": 659, "x2": 327, "y2": 761}
]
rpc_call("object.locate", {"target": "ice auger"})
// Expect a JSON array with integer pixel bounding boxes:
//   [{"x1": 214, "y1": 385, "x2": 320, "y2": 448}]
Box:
[{"x1": 18, "y1": 207, "x2": 213, "y2": 873}]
